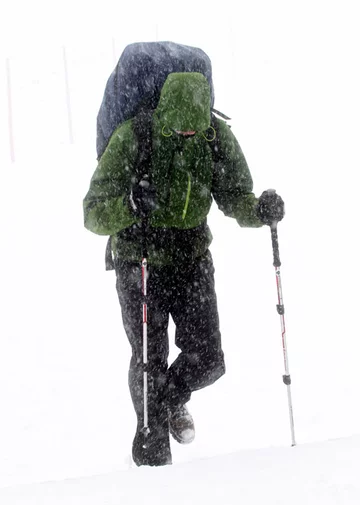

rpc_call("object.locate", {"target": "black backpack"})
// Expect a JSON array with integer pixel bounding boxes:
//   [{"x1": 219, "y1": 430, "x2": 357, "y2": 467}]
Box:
[{"x1": 96, "y1": 41, "x2": 232, "y2": 160}]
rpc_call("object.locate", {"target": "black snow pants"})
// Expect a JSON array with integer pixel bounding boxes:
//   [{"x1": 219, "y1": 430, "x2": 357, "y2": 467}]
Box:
[{"x1": 115, "y1": 249, "x2": 225, "y2": 466}]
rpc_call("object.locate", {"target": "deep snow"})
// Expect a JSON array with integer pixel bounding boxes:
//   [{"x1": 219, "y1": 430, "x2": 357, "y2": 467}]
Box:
[{"x1": 0, "y1": 436, "x2": 359, "y2": 504}]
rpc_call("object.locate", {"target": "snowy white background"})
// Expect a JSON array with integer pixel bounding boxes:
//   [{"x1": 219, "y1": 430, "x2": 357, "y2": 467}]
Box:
[{"x1": 1, "y1": 0, "x2": 360, "y2": 502}]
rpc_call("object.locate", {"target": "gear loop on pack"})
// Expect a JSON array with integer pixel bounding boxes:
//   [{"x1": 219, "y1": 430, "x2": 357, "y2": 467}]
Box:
[{"x1": 202, "y1": 126, "x2": 216, "y2": 142}]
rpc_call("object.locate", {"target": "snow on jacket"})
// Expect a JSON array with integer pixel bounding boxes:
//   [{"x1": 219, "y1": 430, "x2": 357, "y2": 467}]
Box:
[{"x1": 83, "y1": 72, "x2": 263, "y2": 265}]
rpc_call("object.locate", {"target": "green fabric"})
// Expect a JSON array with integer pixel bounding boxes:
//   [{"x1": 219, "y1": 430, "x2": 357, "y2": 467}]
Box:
[
  {"x1": 83, "y1": 73, "x2": 263, "y2": 264},
  {"x1": 155, "y1": 73, "x2": 211, "y2": 132},
  {"x1": 83, "y1": 120, "x2": 138, "y2": 235},
  {"x1": 148, "y1": 117, "x2": 214, "y2": 230},
  {"x1": 211, "y1": 119, "x2": 263, "y2": 228}
]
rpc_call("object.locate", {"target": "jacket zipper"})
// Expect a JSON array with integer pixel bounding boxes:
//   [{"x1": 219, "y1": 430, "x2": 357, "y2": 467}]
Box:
[{"x1": 182, "y1": 172, "x2": 192, "y2": 220}]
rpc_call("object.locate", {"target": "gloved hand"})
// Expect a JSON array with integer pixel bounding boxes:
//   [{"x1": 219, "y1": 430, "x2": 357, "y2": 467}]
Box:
[
  {"x1": 256, "y1": 189, "x2": 285, "y2": 225},
  {"x1": 128, "y1": 177, "x2": 157, "y2": 218}
]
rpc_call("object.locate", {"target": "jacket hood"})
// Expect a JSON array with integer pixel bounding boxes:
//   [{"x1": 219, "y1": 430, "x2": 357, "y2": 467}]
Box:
[{"x1": 155, "y1": 72, "x2": 211, "y2": 132}]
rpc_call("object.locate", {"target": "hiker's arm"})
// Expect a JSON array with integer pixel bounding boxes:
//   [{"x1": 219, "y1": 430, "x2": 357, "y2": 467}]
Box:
[
  {"x1": 211, "y1": 120, "x2": 263, "y2": 228},
  {"x1": 83, "y1": 122, "x2": 138, "y2": 235}
]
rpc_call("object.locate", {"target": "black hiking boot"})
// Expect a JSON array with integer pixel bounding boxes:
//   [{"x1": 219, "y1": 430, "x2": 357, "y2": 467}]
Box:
[
  {"x1": 169, "y1": 404, "x2": 195, "y2": 444},
  {"x1": 132, "y1": 399, "x2": 172, "y2": 467},
  {"x1": 132, "y1": 425, "x2": 172, "y2": 467}
]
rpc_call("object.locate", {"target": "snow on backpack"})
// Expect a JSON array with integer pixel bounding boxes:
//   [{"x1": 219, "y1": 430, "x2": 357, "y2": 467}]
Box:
[{"x1": 96, "y1": 41, "x2": 230, "y2": 160}]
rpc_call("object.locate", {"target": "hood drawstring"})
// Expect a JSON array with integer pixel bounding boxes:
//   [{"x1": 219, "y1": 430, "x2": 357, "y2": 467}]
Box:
[
  {"x1": 162, "y1": 125, "x2": 173, "y2": 137},
  {"x1": 201, "y1": 126, "x2": 216, "y2": 142}
]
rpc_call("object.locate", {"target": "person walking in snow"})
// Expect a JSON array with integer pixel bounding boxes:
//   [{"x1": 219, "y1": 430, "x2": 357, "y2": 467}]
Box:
[{"x1": 83, "y1": 67, "x2": 284, "y2": 466}]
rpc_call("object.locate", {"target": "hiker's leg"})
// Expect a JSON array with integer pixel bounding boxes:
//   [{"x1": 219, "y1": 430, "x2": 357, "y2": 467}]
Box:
[
  {"x1": 167, "y1": 250, "x2": 225, "y2": 407},
  {"x1": 115, "y1": 260, "x2": 172, "y2": 465}
]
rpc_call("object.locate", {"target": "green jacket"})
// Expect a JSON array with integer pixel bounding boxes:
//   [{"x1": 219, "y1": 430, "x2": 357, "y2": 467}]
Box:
[{"x1": 83, "y1": 73, "x2": 263, "y2": 265}]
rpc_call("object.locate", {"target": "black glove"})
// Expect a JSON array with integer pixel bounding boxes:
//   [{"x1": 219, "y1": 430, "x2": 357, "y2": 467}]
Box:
[
  {"x1": 128, "y1": 177, "x2": 157, "y2": 219},
  {"x1": 256, "y1": 189, "x2": 285, "y2": 225}
]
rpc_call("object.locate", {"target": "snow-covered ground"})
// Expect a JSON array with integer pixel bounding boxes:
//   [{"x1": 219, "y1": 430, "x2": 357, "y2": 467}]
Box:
[
  {"x1": 1, "y1": 0, "x2": 360, "y2": 503},
  {"x1": 0, "y1": 436, "x2": 359, "y2": 504}
]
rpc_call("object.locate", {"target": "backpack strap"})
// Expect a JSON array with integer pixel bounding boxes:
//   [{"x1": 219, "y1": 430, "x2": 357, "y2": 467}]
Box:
[
  {"x1": 211, "y1": 107, "x2": 231, "y2": 121},
  {"x1": 105, "y1": 109, "x2": 155, "y2": 271},
  {"x1": 132, "y1": 109, "x2": 155, "y2": 259},
  {"x1": 132, "y1": 109, "x2": 154, "y2": 182}
]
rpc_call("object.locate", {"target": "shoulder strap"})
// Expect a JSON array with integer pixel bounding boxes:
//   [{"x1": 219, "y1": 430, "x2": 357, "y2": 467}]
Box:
[
  {"x1": 211, "y1": 108, "x2": 231, "y2": 121},
  {"x1": 105, "y1": 109, "x2": 155, "y2": 271},
  {"x1": 132, "y1": 109, "x2": 154, "y2": 183}
]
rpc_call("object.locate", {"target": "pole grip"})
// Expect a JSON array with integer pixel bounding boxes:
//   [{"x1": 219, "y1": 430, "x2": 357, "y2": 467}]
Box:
[{"x1": 270, "y1": 223, "x2": 281, "y2": 267}]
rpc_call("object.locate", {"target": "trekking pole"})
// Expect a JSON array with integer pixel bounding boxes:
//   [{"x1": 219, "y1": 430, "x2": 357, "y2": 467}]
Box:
[
  {"x1": 141, "y1": 218, "x2": 150, "y2": 441},
  {"x1": 270, "y1": 221, "x2": 296, "y2": 447}
]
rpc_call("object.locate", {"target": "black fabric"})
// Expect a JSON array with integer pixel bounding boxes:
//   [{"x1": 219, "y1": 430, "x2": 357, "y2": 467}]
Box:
[
  {"x1": 132, "y1": 409, "x2": 171, "y2": 467},
  {"x1": 115, "y1": 249, "x2": 225, "y2": 465},
  {"x1": 106, "y1": 219, "x2": 212, "y2": 271},
  {"x1": 132, "y1": 109, "x2": 154, "y2": 181},
  {"x1": 117, "y1": 220, "x2": 211, "y2": 264},
  {"x1": 129, "y1": 111, "x2": 156, "y2": 220}
]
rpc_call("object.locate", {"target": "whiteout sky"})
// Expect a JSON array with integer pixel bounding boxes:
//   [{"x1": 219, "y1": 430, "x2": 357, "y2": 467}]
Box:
[{"x1": 1, "y1": 0, "x2": 360, "y2": 491}]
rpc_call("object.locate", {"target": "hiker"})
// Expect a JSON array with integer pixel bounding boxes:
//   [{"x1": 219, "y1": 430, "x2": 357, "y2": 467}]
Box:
[{"x1": 83, "y1": 45, "x2": 284, "y2": 467}]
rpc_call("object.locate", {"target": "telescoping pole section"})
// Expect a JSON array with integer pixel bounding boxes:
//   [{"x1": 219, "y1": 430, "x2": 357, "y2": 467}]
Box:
[
  {"x1": 270, "y1": 223, "x2": 296, "y2": 447},
  {"x1": 141, "y1": 257, "x2": 150, "y2": 438}
]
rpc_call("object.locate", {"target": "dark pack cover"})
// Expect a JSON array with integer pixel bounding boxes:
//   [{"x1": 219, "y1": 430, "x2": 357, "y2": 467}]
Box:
[{"x1": 96, "y1": 41, "x2": 215, "y2": 159}]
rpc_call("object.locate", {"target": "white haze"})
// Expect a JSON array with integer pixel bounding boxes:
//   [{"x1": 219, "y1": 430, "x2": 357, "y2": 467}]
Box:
[{"x1": 1, "y1": 0, "x2": 360, "y2": 502}]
